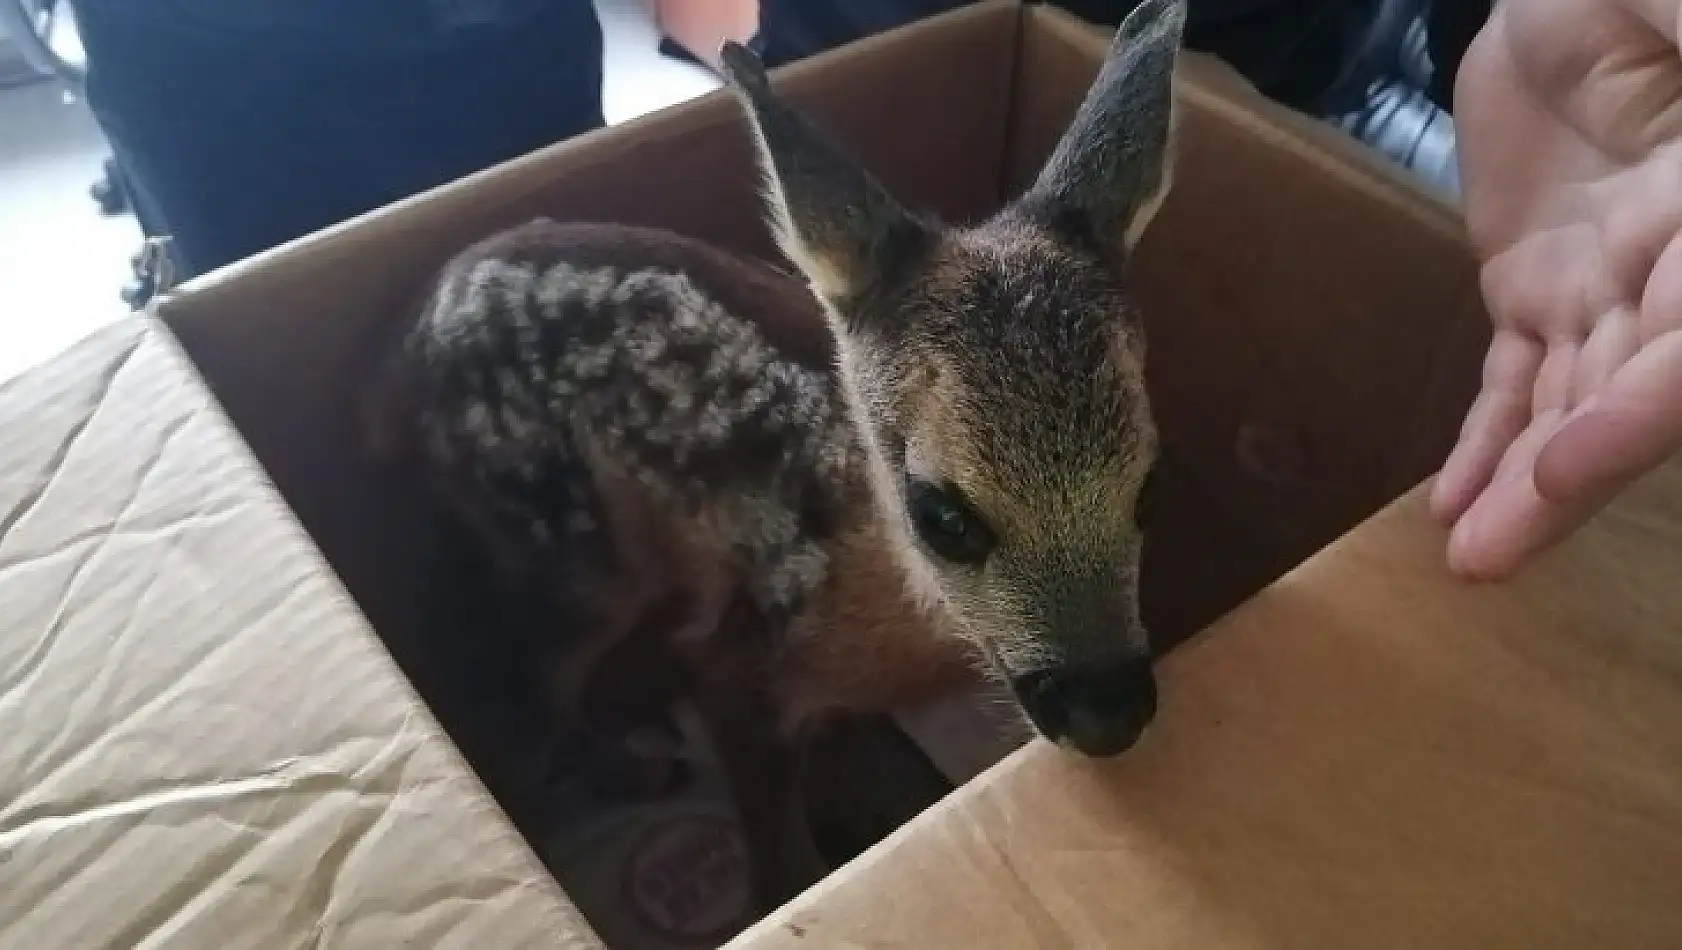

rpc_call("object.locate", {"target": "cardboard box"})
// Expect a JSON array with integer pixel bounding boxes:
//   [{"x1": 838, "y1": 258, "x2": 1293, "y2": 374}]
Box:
[
  {"x1": 728, "y1": 469, "x2": 1682, "y2": 949},
  {"x1": 0, "y1": 322, "x2": 598, "y2": 948},
  {"x1": 1, "y1": 3, "x2": 1487, "y2": 946}
]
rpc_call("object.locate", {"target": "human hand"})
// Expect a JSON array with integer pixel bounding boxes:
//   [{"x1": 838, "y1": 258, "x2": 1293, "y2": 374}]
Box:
[{"x1": 1432, "y1": 0, "x2": 1682, "y2": 580}]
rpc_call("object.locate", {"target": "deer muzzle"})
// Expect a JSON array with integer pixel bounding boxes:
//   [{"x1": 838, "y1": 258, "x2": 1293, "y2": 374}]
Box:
[{"x1": 1009, "y1": 655, "x2": 1157, "y2": 757}]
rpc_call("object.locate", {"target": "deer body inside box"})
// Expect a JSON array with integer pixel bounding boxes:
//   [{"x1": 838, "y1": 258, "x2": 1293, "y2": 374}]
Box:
[{"x1": 148, "y1": 3, "x2": 1483, "y2": 946}]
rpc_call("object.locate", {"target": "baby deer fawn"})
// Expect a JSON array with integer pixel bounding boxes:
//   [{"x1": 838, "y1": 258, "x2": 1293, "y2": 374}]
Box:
[{"x1": 367, "y1": 0, "x2": 1184, "y2": 907}]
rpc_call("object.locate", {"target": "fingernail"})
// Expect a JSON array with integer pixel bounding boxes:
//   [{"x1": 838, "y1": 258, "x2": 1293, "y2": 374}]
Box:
[{"x1": 1446, "y1": 517, "x2": 1509, "y2": 582}]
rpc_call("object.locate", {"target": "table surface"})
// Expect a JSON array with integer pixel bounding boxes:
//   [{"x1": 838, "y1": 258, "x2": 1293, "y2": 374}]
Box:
[{"x1": 728, "y1": 464, "x2": 1682, "y2": 949}]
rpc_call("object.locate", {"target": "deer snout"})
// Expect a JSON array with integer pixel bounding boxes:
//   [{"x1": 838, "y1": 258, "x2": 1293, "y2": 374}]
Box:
[{"x1": 1009, "y1": 655, "x2": 1157, "y2": 757}]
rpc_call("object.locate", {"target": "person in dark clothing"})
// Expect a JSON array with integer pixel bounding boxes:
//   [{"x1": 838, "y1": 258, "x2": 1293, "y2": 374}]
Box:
[
  {"x1": 757, "y1": 0, "x2": 1485, "y2": 114},
  {"x1": 754, "y1": 0, "x2": 1482, "y2": 193},
  {"x1": 82, "y1": 0, "x2": 1481, "y2": 284},
  {"x1": 76, "y1": 1, "x2": 605, "y2": 279}
]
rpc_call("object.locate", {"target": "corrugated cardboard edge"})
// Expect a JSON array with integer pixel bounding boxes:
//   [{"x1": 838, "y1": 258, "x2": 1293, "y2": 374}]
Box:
[{"x1": 94, "y1": 314, "x2": 606, "y2": 947}]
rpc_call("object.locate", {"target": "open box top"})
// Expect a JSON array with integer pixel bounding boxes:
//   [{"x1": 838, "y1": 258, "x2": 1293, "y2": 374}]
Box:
[
  {"x1": 157, "y1": 0, "x2": 1485, "y2": 722},
  {"x1": 3, "y1": 3, "x2": 1489, "y2": 948}
]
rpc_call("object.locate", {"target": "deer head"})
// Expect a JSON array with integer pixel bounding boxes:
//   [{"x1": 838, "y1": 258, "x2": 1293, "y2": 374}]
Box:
[{"x1": 724, "y1": 0, "x2": 1185, "y2": 756}]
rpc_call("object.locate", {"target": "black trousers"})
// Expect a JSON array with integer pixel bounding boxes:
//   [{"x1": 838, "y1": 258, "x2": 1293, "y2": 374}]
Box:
[{"x1": 76, "y1": 1, "x2": 606, "y2": 278}]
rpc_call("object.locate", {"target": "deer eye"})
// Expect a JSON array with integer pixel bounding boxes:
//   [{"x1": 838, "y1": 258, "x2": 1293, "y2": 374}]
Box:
[{"x1": 905, "y1": 478, "x2": 994, "y2": 565}]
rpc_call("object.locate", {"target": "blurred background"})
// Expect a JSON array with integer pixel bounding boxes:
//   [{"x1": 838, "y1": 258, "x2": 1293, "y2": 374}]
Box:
[{"x1": 0, "y1": 0, "x2": 1475, "y2": 382}]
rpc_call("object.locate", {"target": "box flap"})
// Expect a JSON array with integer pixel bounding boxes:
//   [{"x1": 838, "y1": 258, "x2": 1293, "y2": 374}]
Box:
[
  {"x1": 0, "y1": 322, "x2": 596, "y2": 949},
  {"x1": 727, "y1": 469, "x2": 1682, "y2": 949}
]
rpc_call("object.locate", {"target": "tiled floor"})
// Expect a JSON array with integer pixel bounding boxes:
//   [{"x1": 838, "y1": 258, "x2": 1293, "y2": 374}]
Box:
[{"x1": 0, "y1": 0, "x2": 719, "y2": 385}]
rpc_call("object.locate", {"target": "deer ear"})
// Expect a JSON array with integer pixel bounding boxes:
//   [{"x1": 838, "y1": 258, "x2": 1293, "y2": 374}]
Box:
[
  {"x1": 721, "y1": 42, "x2": 932, "y2": 316},
  {"x1": 1018, "y1": 0, "x2": 1186, "y2": 256}
]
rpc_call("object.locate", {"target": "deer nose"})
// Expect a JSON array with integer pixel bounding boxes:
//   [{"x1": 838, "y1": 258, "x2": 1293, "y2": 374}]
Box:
[{"x1": 1010, "y1": 656, "x2": 1157, "y2": 757}]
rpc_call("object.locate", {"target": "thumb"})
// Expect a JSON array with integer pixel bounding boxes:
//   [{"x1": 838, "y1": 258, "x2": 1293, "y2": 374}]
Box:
[{"x1": 1535, "y1": 330, "x2": 1682, "y2": 503}]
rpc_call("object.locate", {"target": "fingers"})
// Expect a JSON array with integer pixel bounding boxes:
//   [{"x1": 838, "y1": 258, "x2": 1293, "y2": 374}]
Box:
[
  {"x1": 1570, "y1": 305, "x2": 1641, "y2": 405},
  {"x1": 1536, "y1": 328, "x2": 1682, "y2": 501},
  {"x1": 1540, "y1": 220, "x2": 1682, "y2": 502},
  {"x1": 1533, "y1": 340, "x2": 1580, "y2": 414},
  {"x1": 1453, "y1": 328, "x2": 1682, "y2": 582},
  {"x1": 1431, "y1": 330, "x2": 1544, "y2": 524},
  {"x1": 1446, "y1": 410, "x2": 1588, "y2": 580}
]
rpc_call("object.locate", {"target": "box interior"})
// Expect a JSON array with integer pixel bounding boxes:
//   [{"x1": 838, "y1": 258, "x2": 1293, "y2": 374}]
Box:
[{"x1": 154, "y1": 2, "x2": 1488, "y2": 943}]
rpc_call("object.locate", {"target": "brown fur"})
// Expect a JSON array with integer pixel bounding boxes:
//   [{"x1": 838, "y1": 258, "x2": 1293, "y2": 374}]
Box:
[
  {"x1": 365, "y1": 0, "x2": 1186, "y2": 910},
  {"x1": 777, "y1": 519, "x2": 981, "y2": 723},
  {"x1": 366, "y1": 217, "x2": 978, "y2": 906},
  {"x1": 721, "y1": 0, "x2": 1182, "y2": 684}
]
